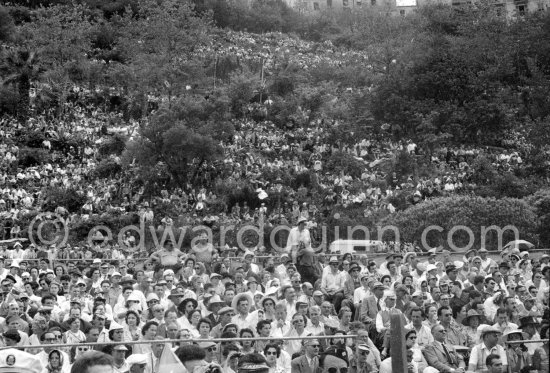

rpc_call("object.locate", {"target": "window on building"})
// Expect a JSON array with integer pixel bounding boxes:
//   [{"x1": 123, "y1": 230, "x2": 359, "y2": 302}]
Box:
[
  {"x1": 517, "y1": 4, "x2": 525, "y2": 15},
  {"x1": 371, "y1": 0, "x2": 376, "y2": 5},
  {"x1": 400, "y1": 9, "x2": 406, "y2": 15},
  {"x1": 314, "y1": 1, "x2": 320, "y2": 9},
  {"x1": 327, "y1": 0, "x2": 332, "y2": 7}
]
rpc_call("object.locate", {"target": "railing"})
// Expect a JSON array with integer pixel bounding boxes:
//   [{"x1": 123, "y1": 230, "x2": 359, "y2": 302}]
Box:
[{"x1": 0, "y1": 334, "x2": 360, "y2": 350}]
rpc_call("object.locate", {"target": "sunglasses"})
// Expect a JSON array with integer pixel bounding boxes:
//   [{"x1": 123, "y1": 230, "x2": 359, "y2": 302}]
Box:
[
  {"x1": 359, "y1": 351, "x2": 369, "y2": 356},
  {"x1": 207, "y1": 347, "x2": 217, "y2": 352},
  {"x1": 328, "y1": 368, "x2": 348, "y2": 373},
  {"x1": 78, "y1": 348, "x2": 89, "y2": 352}
]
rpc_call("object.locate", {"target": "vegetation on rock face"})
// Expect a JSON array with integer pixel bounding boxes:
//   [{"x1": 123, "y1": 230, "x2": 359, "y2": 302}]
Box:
[{"x1": 1, "y1": 0, "x2": 550, "y2": 249}]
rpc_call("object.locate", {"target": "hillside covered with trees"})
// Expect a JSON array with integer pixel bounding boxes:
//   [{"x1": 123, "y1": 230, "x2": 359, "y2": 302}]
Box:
[{"x1": 1, "y1": 0, "x2": 550, "y2": 250}]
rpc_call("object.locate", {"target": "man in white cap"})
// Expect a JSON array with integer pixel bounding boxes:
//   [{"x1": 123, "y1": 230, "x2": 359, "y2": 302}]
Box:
[
  {"x1": 126, "y1": 353, "x2": 148, "y2": 373},
  {"x1": 286, "y1": 216, "x2": 311, "y2": 263},
  {"x1": 112, "y1": 344, "x2": 129, "y2": 373},
  {"x1": 468, "y1": 325, "x2": 507, "y2": 372},
  {"x1": 320, "y1": 256, "x2": 346, "y2": 313}
]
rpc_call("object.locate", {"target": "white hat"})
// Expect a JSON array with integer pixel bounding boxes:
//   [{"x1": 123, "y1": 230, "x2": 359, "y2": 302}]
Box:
[
  {"x1": 126, "y1": 354, "x2": 148, "y2": 366},
  {"x1": 210, "y1": 273, "x2": 221, "y2": 280},
  {"x1": 111, "y1": 272, "x2": 122, "y2": 278},
  {"x1": 0, "y1": 348, "x2": 44, "y2": 373},
  {"x1": 146, "y1": 293, "x2": 160, "y2": 302},
  {"x1": 454, "y1": 261, "x2": 464, "y2": 270},
  {"x1": 163, "y1": 269, "x2": 175, "y2": 277},
  {"x1": 108, "y1": 321, "x2": 123, "y2": 331},
  {"x1": 93, "y1": 258, "x2": 101, "y2": 264},
  {"x1": 426, "y1": 264, "x2": 437, "y2": 272},
  {"x1": 127, "y1": 293, "x2": 140, "y2": 303}
]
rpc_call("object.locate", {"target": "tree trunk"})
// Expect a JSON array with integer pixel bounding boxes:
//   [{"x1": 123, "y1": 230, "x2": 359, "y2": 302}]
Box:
[{"x1": 17, "y1": 76, "x2": 30, "y2": 123}]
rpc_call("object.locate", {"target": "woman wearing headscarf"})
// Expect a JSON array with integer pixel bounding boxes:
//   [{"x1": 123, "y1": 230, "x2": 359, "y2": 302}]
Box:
[{"x1": 41, "y1": 350, "x2": 67, "y2": 373}]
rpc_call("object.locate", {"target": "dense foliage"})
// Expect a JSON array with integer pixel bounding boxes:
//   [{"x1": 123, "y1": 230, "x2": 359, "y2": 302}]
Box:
[{"x1": 1, "y1": 0, "x2": 550, "y2": 249}]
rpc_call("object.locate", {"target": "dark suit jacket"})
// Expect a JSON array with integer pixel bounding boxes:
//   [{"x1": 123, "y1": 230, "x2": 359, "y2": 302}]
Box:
[
  {"x1": 359, "y1": 295, "x2": 380, "y2": 322},
  {"x1": 207, "y1": 313, "x2": 220, "y2": 327},
  {"x1": 423, "y1": 341, "x2": 464, "y2": 373},
  {"x1": 291, "y1": 355, "x2": 318, "y2": 373}
]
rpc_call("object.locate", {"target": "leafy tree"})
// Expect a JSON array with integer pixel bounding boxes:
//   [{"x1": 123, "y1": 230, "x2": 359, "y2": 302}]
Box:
[
  {"x1": 123, "y1": 92, "x2": 234, "y2": 189},
  {"x1": 527, "y1": 188, "x2": 550, "y2": 246},
  {"x1": 41, "y1": 187, "x2": 86, "y2": 213},
  {"x1": 114, "y1": 0, "x2": 211, "y2": 111},
  {"x1": 0, "y1": 6, "x2": 15, "y2": 42},
  {"x1": 1, "y1": 48, "x2": 41, "y2": 121},
  {"x1": 325, "y1": 151, "x2": 364, "y2": 179}
]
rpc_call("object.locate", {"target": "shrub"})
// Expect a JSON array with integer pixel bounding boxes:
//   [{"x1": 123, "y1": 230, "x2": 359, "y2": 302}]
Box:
[
  {"x1": 17, "y1": 147, "x2": 50, "y2": 168},
  {"x1": 325, "y1": 151, "x2": 364, "y2": 179},
  {"x1": 93, "y1": 158, "x2": 122, "y2": 179},
  {"x1": 476, "y1": 173, "x2": 538, "y2": 199},
  {"x1": 41, "y1": 187, "x2": 86, "y2": 213},
  {"x1": 0, "y1": 86, "x2": 19, "y2": 117},
  {"x1": 379, "y1": 195, "x2": 538, "y2": 251},
  {"x1": 98, "y1": 135, "x2": 127, "y2": 157},
  {"x1": 526, "y1": 188, "x2": 550, "y2": 246},
  {"x1": 470, "y1": 155, "x2": 498, "y2": 185}
]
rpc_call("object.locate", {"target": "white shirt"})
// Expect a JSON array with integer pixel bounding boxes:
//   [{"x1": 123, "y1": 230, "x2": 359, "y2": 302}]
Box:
[
  {"x1": 354, "y1": 287, "x2": 370, "y2": 304},
  {"x1": 305, "y1": 320, "x2": 324, "y2": 336},
  {"x1": 321, "y1": 271, "x2": 346, "y2": 293},
  {"x1": 405, "y1": 322, "x2": 434, "y2": 347},
  {"x1": 271, "y1": 319, "x2": 290, "y2": 339},
  {"x1": 285, "y1": 227, "x2": 311, "y2": 252},
  {"x1": 380, "y1": 358, "x2": 418, "y2": 373},
  {"x1": 469, "y1": 342, "x2": 507, "y2": 371}
]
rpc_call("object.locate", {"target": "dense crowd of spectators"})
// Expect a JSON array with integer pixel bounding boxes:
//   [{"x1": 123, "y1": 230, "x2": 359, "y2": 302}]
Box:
[{"x1": 0, "y1": 30, "x2": 548, "y2": 373}]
